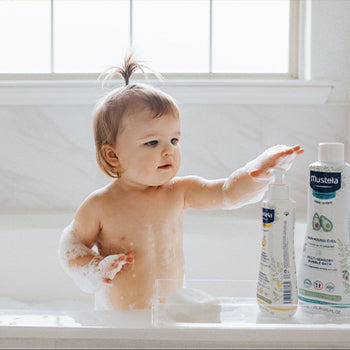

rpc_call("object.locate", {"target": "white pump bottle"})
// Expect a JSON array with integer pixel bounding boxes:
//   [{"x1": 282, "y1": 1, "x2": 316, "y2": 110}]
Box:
[{"x1": 257, "y1": 170, "x2": 298, "y2": 318}]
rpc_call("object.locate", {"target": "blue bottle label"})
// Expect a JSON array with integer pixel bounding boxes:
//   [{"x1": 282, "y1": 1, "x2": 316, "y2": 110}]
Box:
[
  {"x1": 310, "y1": 170, "x2": 341, "y2": 199},
  {"x1": 262, "y1": 208, "x2": 275, "y2": 227}
]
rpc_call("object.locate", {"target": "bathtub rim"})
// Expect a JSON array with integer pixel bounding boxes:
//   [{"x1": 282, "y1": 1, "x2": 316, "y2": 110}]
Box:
[{"x1": 1, "y1": 313, "x2": 350, "y2": 349}]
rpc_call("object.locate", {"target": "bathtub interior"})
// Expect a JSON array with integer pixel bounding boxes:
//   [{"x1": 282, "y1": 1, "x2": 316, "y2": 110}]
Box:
[{"x1": 0, "y1": 208, "x2": 307, "y2": 311}]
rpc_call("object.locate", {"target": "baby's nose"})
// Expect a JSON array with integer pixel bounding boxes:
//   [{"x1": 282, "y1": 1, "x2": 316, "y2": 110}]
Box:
[{"x1": 162, "y1": 144, "x2": 174, "y2": 156}]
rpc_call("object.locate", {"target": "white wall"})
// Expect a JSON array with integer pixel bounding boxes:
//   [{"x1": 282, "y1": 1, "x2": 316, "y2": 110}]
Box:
[
  {"x1": 0, "y1": 0, "x2": 349, "y2": 223},
  {"x1": 311, "y1": 0, "x2": 350, "y2": 102}
]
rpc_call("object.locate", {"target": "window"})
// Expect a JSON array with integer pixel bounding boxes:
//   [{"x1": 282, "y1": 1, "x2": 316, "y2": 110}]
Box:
[{"x1": 0, "y1": 0, "x2": 296, "y2": 78}]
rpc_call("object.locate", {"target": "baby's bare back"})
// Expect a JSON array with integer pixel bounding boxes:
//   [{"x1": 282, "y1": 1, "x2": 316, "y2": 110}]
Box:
[{"x1": 96, "y1": 182, "x2": 185, "y2": 309}]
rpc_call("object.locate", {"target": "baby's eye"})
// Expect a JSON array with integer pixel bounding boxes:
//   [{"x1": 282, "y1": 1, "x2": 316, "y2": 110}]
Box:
[
  {"x1": 145, "y1": 140, "x2": 158, "y2": 147},
  {"x1": 171, "y1": 138, "x2": 179, "y2": 145}
]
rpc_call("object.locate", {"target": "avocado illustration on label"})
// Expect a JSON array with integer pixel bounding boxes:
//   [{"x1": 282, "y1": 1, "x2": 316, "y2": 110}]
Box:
[
  {"x1": 320, "y1": 215, "x2": 333, "y2": 232},
  {"x1": 312, "y1": 213, "x2": 321, "y2": 231}
]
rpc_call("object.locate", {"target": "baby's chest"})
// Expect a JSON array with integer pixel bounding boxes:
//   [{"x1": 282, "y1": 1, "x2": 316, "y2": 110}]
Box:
[{"x1": 98, "y1": 216, "x2": 183, "y2": 256}]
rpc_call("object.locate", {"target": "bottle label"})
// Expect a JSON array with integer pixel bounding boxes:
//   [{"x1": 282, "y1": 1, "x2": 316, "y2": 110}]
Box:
[
  {"x1": 310, "y1": 170, "x2": 341, "y2": 199},
  {"x1": 257, "y1": 203, "x2": 298, "y2": 313},
  {"x1": 298, "y1": 165, "x2": 350, "y2": 314},
  {"x1": 262, "y1": 208, "x2": 274, "y2": 227}
]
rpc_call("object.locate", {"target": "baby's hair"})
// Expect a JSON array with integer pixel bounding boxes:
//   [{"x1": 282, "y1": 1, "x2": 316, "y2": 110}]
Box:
[
  {"x1": 93, "y1": 52, "x2": 179, "y2": 178},
  {"x1": 100, "y1": 51, "x2": 150, "y2": 87}
]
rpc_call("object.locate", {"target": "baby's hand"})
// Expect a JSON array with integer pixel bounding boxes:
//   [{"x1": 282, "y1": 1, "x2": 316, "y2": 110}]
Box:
[
  {"x1": 247, "y1": 145, "x2": 304, "y2": 180},
  {"x1": 96, "y1": 252, "x2": 134, "y2": 284}
]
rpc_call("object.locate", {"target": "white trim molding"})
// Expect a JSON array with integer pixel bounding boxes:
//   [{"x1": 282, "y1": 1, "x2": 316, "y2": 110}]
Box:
[{"x1": 0, "y1": 79, "x2": 334, "y2": 105}]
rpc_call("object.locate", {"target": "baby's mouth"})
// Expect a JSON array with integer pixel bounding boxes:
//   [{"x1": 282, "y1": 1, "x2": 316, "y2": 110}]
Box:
[{"x1": 158, "y1": 164, "x2": 172, "y2": 170}]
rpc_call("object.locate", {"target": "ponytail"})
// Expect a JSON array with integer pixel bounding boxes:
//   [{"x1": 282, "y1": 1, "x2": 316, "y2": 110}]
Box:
[{"x1": 100, "y1": 50, "x2": 160, "y2": 86}]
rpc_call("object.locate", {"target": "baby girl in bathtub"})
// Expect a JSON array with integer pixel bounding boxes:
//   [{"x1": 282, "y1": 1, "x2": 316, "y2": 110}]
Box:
[{"x1": 59, "y1": 53, "x2": 304, "y2": 310}]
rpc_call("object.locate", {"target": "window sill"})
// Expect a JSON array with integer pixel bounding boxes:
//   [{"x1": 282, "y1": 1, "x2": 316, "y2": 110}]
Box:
[{"x1": 0, "y1": 79, "x2": 334, "y2": 105}]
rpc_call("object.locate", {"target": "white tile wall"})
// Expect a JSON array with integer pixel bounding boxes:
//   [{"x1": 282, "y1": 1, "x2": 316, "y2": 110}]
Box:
[{"x1": 1, "y1": 103, "x2": 349, "y2": 221}]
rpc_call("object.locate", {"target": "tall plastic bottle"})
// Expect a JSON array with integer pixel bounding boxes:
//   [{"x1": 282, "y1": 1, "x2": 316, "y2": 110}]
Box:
[
  {"x1": 257, "y1": 170, "x2": 298, "y2": 318},
  {"x1": 298, "y1": 143, "x2": 350, "y2": 316}
]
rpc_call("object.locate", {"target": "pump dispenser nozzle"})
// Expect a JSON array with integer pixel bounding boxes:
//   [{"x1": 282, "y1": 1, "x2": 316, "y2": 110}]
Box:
[
  {"x1": 268, "y1": 169, "x2": 290, "y2": 199},
  {"x1": 271, "y1": 169, "x2": 285, "y2": 184}
]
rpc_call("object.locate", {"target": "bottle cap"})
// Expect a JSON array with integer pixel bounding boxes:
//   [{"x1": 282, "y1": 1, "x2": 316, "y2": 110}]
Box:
[
  {"x1": 269, "y1": 169, "x2": 290, "y2": 199},
  {"x1": 318, "y1": 143, "x2": 344, "y2": 163}
]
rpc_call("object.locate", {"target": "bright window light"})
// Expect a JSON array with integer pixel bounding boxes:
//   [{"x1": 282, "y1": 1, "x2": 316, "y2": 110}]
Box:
[
  {"x1": 0, "y1": 0, "x2": 51, "y2": 73},
  {"x1": 0, "y1": 0, "x2": 292, "y2": 76},
  {"x1": 212, "y1": 0, "x2": 290, "y2": 73},
  {"x1": 54, "y1": 0, "x2": 129, "y2": 73},
  {"x1": 133, "y1": 0, "x2": 209, "y2": 73}
]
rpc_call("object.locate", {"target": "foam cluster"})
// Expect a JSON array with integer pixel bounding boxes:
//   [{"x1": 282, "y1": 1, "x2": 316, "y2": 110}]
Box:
[
  {"x1": 222, "y1": 167, "x2": 268, "y2": 209},
  {"x1": 245, "y1": 144, "x2": 300, "y2": 182},
  {"x1": 222, "y1": 145, "x2": 302, "y2": 209},
  {"x1": 166, "y1": 288, "x2": 222, "y2": 323},
  {"x1": 58, "y1": 224, "x2": 128, "y2": 293}
]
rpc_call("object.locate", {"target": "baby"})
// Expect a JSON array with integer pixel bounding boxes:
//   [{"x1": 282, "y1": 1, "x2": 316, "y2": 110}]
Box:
[{"x1": 59, "y1": 54, "x2": 304, "y2": 310}]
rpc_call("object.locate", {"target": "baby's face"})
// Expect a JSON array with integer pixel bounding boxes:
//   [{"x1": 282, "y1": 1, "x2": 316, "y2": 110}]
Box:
[{"x1": 115, "y1": 110, "x2": 181, "y2": 188}]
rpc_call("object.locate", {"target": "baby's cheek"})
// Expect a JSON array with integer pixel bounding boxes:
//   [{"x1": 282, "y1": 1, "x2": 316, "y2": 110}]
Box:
[
  {"x1": 128, "y1": 156, "x2": 154, "y2": 177},
  {"x1": 175, "y1": 150, "x2": 181, "y2": 167}
]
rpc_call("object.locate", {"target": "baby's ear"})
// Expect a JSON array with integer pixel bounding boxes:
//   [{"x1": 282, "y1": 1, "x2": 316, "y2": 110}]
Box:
[{"x1": 101, "y1": 145, "x2": 120, "y2": 168}]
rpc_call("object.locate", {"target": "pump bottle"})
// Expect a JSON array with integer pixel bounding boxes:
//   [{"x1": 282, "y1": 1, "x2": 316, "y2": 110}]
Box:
[
  {"x1": 257, "y1": 170, "x2": 298, "y2": 318},
  {"x1": 298, "y1": 143, "x2": 350, "y2": 316}
]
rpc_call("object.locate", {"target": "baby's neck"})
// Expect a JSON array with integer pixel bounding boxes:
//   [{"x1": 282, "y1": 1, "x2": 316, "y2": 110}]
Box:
[{"x1": 114, "y1": 177, "x2": 158, "y2": 193}]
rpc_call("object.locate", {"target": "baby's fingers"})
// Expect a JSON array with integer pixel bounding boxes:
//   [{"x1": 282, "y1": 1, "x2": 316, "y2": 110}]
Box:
[
  {"x1": 103, "y1": 277, "x2": 113, "y2": 284},
  {"x1": 108, "y1": 253, "x2": 134, "y2": 270},
  {"x1": 125, "y1": 252, "x2": 134, "y2": 264},
  {"x1": 290, "y1": 145, "x2": 304, "y2": 154},
  {"x1": 109, "y1": 255, "x2": 127, "y2": 269},
  {"x1": 250, "y1": 169, "x2": 265, "y2": 178},
  {"x1": 250, "y1": 145, "x2": 304, "y2": 179}
]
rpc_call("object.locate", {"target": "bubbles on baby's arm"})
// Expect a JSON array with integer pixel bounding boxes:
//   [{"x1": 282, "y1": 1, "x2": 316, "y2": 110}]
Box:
[
  {"x1": 58, "y1": 224, "x2": 128, "y2": 293},
  {"x1": 58, "y1": 224, "x2": 98, "y2": 266},
  {"x1": 221, "y1": 144, "x2": 303, "y2": 210},
  {"x1": 64, "y1": 254, "x2": 130, "y2": 293},
  {"x1": 58, "y1": 222, "x2": 134, "y2": 294},
  {"x1": 246, "y1": 144, "x2": 303, "y2": 180}
]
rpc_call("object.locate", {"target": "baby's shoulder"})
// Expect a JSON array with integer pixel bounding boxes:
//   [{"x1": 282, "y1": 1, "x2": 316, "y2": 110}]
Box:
[{"x1": 80, "y1": 183, "x2": 113, "y2": 209}]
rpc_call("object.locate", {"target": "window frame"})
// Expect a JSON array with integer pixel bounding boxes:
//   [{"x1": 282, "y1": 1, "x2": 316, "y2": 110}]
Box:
[
  {"x1": 0, "y1": 0, "x2": 299, "y2": 80},
  {"x1": 0, "y1": 0, "x2": 334, "y2": 105}
]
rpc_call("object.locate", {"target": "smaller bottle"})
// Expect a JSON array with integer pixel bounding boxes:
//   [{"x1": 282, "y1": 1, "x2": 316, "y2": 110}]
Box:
[{"x1": 257, "y1": 169, "x2": 298, "y2": 318}]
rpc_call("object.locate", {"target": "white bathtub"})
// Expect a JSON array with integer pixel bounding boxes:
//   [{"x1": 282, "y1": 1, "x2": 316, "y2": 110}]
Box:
[{"x1": 1, "y1": 210, "x2": 350, "y2": 348}]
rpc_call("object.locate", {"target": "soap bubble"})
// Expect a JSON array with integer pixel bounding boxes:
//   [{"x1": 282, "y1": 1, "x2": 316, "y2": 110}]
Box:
[
  {"x1": 222, "y1": 145, "x2": 303, "y2": 209},
  {"x1": 58, "y1": 222, "x2": 132, "y2": 294}
]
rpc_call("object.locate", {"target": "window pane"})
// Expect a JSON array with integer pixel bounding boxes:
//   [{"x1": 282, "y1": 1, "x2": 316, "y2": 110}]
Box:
[
  {"x1": 133, "y1": 0, "x2": 209, "y2": 73},
  {"x1": 212, "y1": 0, "x2": 290, "y2": 73},
  {"x1": 54, "y1": 0, "x2": 129, "y2": 73},
  {"x1": 0, "y1": 1, "x2": 50, "y2": 73}
]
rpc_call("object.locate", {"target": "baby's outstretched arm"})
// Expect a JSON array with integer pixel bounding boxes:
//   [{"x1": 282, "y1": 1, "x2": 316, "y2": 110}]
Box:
[
  {"x1": 58, "y1": 194, "x2": 134, "y2": 293},
  {"x1": 182, "y1": 145, "x2": 304, "y2": 210}
]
